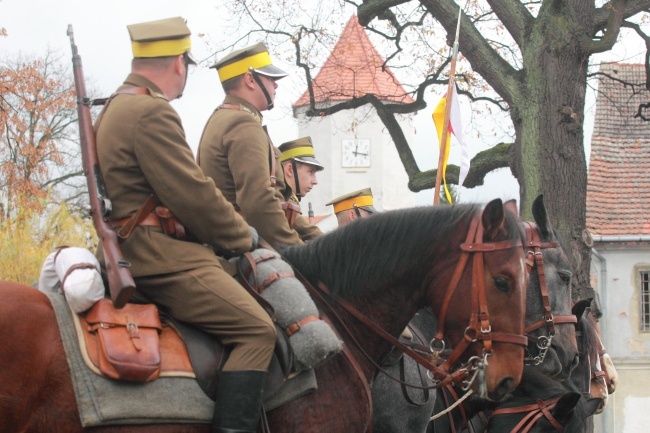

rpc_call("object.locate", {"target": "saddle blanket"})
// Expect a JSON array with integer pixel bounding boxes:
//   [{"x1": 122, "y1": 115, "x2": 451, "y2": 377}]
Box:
[{"x1": 45, "y1": 290, "x2": 317, "y2": 427}]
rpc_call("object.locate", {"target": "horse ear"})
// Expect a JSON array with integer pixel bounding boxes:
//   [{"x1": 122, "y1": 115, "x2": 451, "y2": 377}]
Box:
[
  {"x1": 552, "y1": 392, "x2": 581, "y2": 425},
  {"x1": 532, "y1": 194, "x2": 552, "y2": 239},
  {"x1": 583, "y1": 397, "x2": 604, "y2": 417},
  {"x1": 504, "y1": 199, "x2": 519, "y2": 217},
  {"x1": 482, "y1": 199, "x2": 506, "y2": 241},
  {"x1": 572, "y1": 299, "x2": 592, "y2": 322}
]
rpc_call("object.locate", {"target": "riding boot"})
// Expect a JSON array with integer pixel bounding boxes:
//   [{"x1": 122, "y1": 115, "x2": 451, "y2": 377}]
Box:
[{"x1": 212, "y1": 370, "x2": 266, "y2": 433}]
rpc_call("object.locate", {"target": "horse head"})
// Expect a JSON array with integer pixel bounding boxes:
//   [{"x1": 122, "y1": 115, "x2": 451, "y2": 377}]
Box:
[
  {"x1": 488, "y1": 366, "x2": 603, "y2": 432},
  {"x1": 573, "y1": 302, "x2": 608, "y2": 414},
  {"x1": 430, "y1": 198, "x2": 527, "y2": 402},
  {"x1": 596, "y1": 330, "x2": 618, "y2": 394},
  {"x1": 524, "y1": 194, "x2": 579, "y2": 380}
]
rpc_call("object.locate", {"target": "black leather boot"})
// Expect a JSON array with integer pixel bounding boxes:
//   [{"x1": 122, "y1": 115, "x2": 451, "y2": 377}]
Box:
[{"x1": 212, "y1": 370, "x2": 266, "y2": 433}]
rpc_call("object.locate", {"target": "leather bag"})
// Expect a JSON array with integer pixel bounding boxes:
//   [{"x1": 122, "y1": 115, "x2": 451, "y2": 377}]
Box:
[{"x1": 85, "y1": 299, "x2": 163, "y2": 382}]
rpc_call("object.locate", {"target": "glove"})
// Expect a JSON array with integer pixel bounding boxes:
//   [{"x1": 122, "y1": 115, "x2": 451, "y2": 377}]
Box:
[{"x1": 250, "y1": 226, "x2": 259, "y2": 251}]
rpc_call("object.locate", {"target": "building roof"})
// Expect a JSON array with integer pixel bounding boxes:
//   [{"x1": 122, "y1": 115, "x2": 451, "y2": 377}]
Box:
[
  {"x1": 293, "y1": 15, "x2": 415, "y2": 108},
  {"x1": 586, "y1": 63, "x2": 650, "y2": 237}
]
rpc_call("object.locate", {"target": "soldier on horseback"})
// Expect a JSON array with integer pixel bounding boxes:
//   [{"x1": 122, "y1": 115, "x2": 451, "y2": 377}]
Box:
[
  {"x1": 94, "y1": 17, "x2": 275, "y2": 433},
  {"x1": 278, "y1": 136, "x2": 324, "y2": 205},
  {"x1": 197, "y1": 43, "x2": 323, "y2": 251},
  {"x1": 327, "y1": 187, "x2": 378, "y2": 227}
]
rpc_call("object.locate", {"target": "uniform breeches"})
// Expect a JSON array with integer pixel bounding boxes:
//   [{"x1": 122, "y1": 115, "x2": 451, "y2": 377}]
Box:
[{"x1": 135, "y1": 265, "x2": 276, "y2": 371}]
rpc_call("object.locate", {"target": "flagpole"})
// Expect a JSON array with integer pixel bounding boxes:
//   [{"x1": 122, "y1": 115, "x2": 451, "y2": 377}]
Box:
[{"x1": 434, "y1": 8, "x2": 462, "y2": 205}]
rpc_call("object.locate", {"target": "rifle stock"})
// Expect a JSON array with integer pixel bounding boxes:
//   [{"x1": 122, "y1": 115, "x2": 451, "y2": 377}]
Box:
[{"x1": 68, "y1": 25, "x2": 135, "y2": 308}]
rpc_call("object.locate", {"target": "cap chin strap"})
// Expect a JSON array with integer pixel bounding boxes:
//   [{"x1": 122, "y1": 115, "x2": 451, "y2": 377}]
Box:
[
  {"x1": 291, "y1": 159, "x2": 301, "y2": 198},
  {"x1": 249, "y1": 66, "x2": 274, "y2": 110}
]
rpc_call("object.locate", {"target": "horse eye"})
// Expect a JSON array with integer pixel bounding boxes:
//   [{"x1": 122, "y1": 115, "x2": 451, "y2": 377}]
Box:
[
  {"x1": 558, "y1": 271, "x2": 572, "y2": 285},
  {"x1": 494, "y1": 277, "x2": 509, "y2": 292}
]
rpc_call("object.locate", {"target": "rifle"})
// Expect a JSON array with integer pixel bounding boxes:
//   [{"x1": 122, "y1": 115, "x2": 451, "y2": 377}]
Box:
[
  {"x1": 308, "y1": 202, "x2": 314, "y2": 224},
  {"x1": 67, "y1": 25, "x2": 135, "y2": 308}
]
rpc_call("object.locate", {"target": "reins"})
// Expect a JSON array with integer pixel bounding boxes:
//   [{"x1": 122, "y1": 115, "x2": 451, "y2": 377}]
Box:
[
  {"x1": 491, "y1": 397, "x2": 563, "y2": 432},
  {"x1": 523, "y1": 222, "x2": 577, "y2": 365},
  {"x1": 300, "y1": 210, "x2": 527, "y2": 393}
]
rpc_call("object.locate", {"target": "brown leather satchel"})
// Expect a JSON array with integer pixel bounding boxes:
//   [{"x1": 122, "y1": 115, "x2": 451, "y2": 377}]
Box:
[
  {"x1": 281, "y1": 201, "x2": 301, "y2": 228},
  {"x1": 85, "y1": 299, "x2": 163, "y2": 382}
]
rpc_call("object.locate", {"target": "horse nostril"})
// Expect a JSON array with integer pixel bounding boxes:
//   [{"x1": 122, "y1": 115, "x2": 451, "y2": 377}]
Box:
[
  {"x1": 494, "y1": 377, "x2": 516, "y2": 400},
  {"x1": 571, "y1": 353, "x2": 580, "y2": 369}
]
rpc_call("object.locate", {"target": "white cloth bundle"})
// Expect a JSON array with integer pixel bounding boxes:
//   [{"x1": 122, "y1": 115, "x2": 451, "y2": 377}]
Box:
[{"x1": 39, "y1": 247, "x2": 105, "y2": 313}]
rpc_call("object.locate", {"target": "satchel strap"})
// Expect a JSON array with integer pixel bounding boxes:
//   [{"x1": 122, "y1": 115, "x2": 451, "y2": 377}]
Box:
[{"x1": 61, "y1": 262, "x2": 99, "y2": 293}]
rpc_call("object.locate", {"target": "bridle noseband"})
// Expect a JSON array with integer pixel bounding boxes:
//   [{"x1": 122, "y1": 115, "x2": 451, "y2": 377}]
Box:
[{"x1": 523, "y1": 222, "x2": 577, "y2": 365}]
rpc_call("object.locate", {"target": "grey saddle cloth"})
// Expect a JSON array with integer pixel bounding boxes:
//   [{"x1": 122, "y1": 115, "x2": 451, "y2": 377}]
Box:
[{"x1": 45, "y1": 290, "x2": 316, "y2": 427}]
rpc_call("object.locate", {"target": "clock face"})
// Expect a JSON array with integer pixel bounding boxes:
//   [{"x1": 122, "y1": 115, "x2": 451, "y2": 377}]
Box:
[{"x1": 341, "y1": 139, "x2": 371, "y2": 168}]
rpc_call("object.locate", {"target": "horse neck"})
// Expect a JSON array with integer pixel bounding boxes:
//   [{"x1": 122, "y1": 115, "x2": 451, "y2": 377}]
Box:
[{"x1": 330, "y1": 282, "x2": 423, "y2": 379}]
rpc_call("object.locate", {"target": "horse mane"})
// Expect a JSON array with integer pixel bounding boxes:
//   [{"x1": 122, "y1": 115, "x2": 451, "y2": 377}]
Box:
[
  {"x1": 283, "y1": 203, "x2": 521, "y2": 300},
  {"x1": 580, "y1": 310, "x2": 600, "y2": 364}
]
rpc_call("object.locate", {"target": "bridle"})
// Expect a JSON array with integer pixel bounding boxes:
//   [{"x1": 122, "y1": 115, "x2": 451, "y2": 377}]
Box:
[
  {"x1": 491, "y1": 397, "x2": 564, "y2": 432},
  {"x1": 428, "y1": 212, "x2": 528, "y2": 389},
  {"x1": 431, "y1": 222, "x2": 581, "y2": 432},
  {"x1": 523, "y1": 222, "x2": 577, "y2": 365},
  {"x1": 302, "y1": 210, "x2": 528, "y2": 391}
]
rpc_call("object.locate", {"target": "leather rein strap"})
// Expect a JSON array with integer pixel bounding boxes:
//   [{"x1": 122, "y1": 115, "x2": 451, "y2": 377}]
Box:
[
  {"x1": 491, "y1": 397, "x2": 563, "y2": 432},
  {"x1": 522, "y1": 222, "x2": 577, "y2": 364}
]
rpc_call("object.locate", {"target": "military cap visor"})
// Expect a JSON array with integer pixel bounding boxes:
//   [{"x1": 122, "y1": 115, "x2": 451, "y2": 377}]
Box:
[
  {"x1": 211, "y1": 42, "x2": 288, "y2": 83},
  {"x1": 326, "y1": 189, "x2": 377, "y2": 214},
  {"x1": 279, "y1": 141, "x2": 324, "y2": 171},
  {"x1": 128, "y1": 17, "x2": 194, "y2": 60}
]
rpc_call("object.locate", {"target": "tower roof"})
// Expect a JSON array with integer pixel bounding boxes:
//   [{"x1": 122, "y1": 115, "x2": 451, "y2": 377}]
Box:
[
  {"x1": 586, "y1": 63, "x2": 650, "y2": 236},
  {"x1": 293, "y1": 15, "x2": 415, "y2": 108}
]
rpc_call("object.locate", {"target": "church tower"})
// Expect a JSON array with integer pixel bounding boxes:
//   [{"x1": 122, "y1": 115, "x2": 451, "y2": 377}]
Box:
[{"x1": 292, "y1": 15, "x2": 416, "y2": 230}]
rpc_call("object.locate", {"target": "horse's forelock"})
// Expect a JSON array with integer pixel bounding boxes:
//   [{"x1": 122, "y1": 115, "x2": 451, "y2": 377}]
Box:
[{"x1": 283, "y1": 204, "x2": 481, "y2": 299}]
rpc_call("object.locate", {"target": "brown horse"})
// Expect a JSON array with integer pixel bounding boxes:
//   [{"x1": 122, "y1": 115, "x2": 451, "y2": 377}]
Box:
[{"x1": 0, "y1": 199, "x2": 527, "y2": 433}]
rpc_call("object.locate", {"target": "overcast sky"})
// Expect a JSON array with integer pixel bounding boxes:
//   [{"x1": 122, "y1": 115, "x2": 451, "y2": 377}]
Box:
[{"x1": 2, "y1": 0, "x2": 646, "y2": 206}]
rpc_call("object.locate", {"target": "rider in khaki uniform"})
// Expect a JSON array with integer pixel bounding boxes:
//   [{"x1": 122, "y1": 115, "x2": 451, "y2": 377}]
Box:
[
  {"x1": 278, "y1": 136, "x2": 323, "y2": 201},
  {"x1": 95, "y1": 17, "x2": 274, "y2": 433},
  {"x1": 198, "y1": 43, "x2": 323, "y2": 251},
  {"x1": 327, "y1": 187, "x2": 378, "y2": 227},
  {"x1": 278, "y1": 136, "x2": 324, "y2": 233}
]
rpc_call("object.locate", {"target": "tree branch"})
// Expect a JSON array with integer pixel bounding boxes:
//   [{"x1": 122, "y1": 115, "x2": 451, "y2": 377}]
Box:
[
  {"x1": 589, "y1": 0, "x2": 628, "y2": 54},
  {"x1": 485, "y1": 0, "x2": 534, "y2": 48},
  {"x1": 408, "y1": 142, "x2": 512, "y2": 191},
  {"x1": 419, "y1": 0, "x2": 522, "y2": 105},
  {"x1": 356, "y1": 0, "x2": 415, "y2": 26}
]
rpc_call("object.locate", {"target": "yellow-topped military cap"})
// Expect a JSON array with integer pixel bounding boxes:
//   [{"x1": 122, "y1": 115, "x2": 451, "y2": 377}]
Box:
[
  {"x1": 278, "y1": 137, "x2": 324, "y2": 171},
  {"x1": 326, "y1": 188, "x2": 377, "y2": 214},
  {"x1": 211, "y1": 42, "x2": 288, "y2": 83},
  {"x1": 127, "y1": 16, "x2": 194, "y2": 63}
]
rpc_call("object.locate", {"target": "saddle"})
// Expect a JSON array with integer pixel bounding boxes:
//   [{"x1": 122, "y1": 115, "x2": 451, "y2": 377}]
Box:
[{"x1": 74, "y1": 300, "x2": 292, "y2": 400}]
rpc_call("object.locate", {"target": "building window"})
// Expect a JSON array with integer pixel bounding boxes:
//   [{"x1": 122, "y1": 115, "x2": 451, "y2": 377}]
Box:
[{"x1": 642, "y1": 271, "x2": 650, "y2": 332}]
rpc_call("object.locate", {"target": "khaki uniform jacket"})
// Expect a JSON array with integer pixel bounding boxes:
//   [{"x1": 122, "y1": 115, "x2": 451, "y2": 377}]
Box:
[
  {"x1": 95, "y1": 74, "x2": 252, "y2": 277},
  {"x1": 198, "y1": 94, "x2": 322, "y2": 250}
]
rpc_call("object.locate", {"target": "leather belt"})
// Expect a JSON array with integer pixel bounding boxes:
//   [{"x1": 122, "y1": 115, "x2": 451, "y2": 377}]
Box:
[{"x1": 112, "y1": 213, "x2": 161, "y2": 229}]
